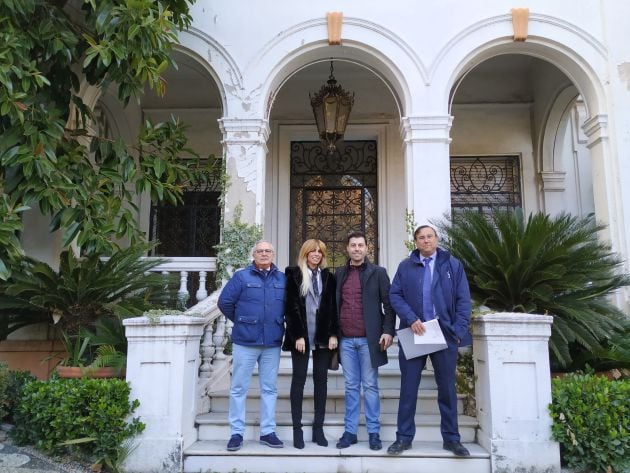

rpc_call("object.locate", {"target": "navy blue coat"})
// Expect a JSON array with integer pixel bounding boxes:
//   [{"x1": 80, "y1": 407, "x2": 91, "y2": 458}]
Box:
[
  {"x1": 390, "y1": 248, "x2": 472, "y2": 347},
  {"x1": 218, "y1": 263, "x2": 286, "y2": 347}
]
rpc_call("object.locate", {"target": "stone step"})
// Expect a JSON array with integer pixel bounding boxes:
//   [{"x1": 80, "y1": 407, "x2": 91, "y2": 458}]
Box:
[
  {"x1": 208, "y1": 387, "x2": 462, "y2": 416},
  {"x1": 183, "y1": 440, "x2": 491, "y2": 473},
  {"x1": 196, "y1": 412, "x2": 478, "y2": 443},
  {"x1": 252, "y1": 365, "x2": 436, "y2": 390}
]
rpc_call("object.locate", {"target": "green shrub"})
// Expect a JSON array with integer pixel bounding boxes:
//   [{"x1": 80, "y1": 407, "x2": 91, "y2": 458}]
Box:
[
  {"x1": 550, "y1": 372, "x2": 630, "y2": 472},
  {"x1": 0, "y1": 368, "x2": 36, "y2": 423},
  {"x1": 0, "y1": 362, "x2": 9, "y2": 420},
  {"x1": 12, "y1": 377, "x2": 144, "y2": 467},
  {"x1": 455, "y1": 351, "x2": 476, "y2": 417}
]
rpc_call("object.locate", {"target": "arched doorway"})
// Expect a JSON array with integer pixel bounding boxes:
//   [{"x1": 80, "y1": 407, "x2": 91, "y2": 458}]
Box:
[{"x1": 267, "y1": 60, "x2": 402, "y2": 270}]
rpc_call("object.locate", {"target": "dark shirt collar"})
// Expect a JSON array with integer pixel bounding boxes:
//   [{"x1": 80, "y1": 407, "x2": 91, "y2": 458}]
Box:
[{"x1": 346, "y1": 259, "x2": 367, "y2": 271}]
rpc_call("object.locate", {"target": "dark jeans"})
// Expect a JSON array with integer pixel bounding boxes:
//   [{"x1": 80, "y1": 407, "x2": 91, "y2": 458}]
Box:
[{"x1": 290, "y1": 347, "x2": 332, "y2": 428}]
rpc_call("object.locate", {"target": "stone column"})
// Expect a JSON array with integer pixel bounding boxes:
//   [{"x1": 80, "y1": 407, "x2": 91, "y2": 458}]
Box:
[
  {"x1": 122, "y1": 315, "x2": 206, "y2": 473},
  {"x1": 400, "y1": 115, "x2": 453, "y2": 225},
  {"x1": 583, "y1": 114, "x2": 629, "y2": 310},
  {"x1": 218, "y1": 118, "x2": 270, "y2": 225},
  {"x1": 472, "y1": 313, "x2": 560, "y2": 473}
]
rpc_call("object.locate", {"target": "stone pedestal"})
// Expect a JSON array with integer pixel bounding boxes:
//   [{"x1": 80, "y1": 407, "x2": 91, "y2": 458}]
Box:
[
  {"x1": 122, "y1": 315, "x2": 206, "y2": 473},
  {"x1": 472, "y1": 313, "x2": 561, "y2": 473}
]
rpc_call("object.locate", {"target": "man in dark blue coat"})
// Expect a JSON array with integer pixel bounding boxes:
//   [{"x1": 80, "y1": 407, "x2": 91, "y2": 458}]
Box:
[
  {"x1": 218, "y1": 240, "x2": 286, "y2": 452},
  {"x1": 387, "y1": 225, "x2": 472, "y2": 457}
]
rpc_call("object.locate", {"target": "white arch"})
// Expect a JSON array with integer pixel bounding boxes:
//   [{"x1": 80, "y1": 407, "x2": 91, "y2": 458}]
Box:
[
  {"x1": 539, "y1": 85, "x2": 580, "y2": 174},
  {"x1": 240, "y1": 16, "x2": 428, "y2": 119},
  {"x1": 433, "y1": 12, "x2": 607, "y2": 118},
  {"x1": 177, "y1": 27, "x2": 243, "y2": 116}
]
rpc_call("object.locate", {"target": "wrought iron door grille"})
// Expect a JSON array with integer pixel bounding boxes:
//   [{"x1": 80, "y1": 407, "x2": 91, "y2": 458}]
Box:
[
  {"x1": 290, "y1": 141, "x2": 378, "y2": 269},
  {"x1": 450, "y1": 155, "x2": 522, "y2": 216}
]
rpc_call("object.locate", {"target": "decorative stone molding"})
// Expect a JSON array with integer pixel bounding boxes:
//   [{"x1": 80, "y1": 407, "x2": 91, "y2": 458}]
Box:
[
  {"x1": 582, "y1": 114, "x2": 609, "y2": 148},
  {"x1": 219, "y1": 118, "x2": 270, "y2": 194},
  {"x1": 540, "y1": 171, "x2": 566, "y2": 192},
  {"x1": 122, "y1": 315, "x2": 207, "y2": 473},
  {"x1": 472, "y1": 313, "x2": 560, "y2": 473},
  {"x1": 399, "y1": 115, "x2": 453, "y2": 144},
  {"x1": 327, "y1": 11, "x2": 343, "y2": 45},
  {"x1": 511, "y1": 8, "x2": 529, "y2": 41}
]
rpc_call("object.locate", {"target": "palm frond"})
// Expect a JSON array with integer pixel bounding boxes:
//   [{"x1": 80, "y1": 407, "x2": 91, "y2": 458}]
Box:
[
  {"x1": 0, "y1": 243, "x2": 166, "y2": 339},
  {"x1": 438, "y1": 209, "x2": 630, "y2": 368}
]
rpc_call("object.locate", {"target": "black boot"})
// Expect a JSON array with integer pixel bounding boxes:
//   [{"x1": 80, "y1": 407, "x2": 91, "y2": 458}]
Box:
[
  {"x1": 311, "y1": 350, "x2": 329, "y2": 447},
  {"x1": 293, "y1": 428, "x2": 304, "y2": 449},
  {"x1": 312, "y1": 425, "x2": 328, "y2": 447}
]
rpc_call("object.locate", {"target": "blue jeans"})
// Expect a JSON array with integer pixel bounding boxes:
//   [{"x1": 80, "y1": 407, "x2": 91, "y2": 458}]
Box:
[
  {"x1": 340, "y1": 337, "x2": 380, "y2": 434},
  {"x1": 229, "y1": 344, "x2": 281, "y2": 436}
]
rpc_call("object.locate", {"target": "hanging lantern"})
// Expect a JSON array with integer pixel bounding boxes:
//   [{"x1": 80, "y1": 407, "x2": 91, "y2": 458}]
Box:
[{"x1": 310, "y1": 61, "x2": 354, "y2": 153}]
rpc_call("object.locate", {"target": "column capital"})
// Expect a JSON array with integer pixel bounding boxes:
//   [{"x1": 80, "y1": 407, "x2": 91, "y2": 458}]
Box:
[
  {"x1": 218, "y1": 118, "x2": 270, "y2": 145},
  {"x1": 540, "y1": 171, "x2": 567, "y2": 192},
  {"x1": 582, "y1": 114, "x2": 608, "y2": 148},
  {"x1": 399, "y1": 115, "x2": 453, "y2": 144}
]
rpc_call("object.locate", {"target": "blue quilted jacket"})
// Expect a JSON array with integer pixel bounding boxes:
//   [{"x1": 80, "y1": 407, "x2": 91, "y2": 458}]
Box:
[{"x1": 218, "y1": 263, "x2": 286, "y2": 347}]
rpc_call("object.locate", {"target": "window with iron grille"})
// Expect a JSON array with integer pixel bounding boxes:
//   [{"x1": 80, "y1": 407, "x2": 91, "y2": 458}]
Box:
[
  {"x1": 148, "y1": 163, "x2": 223, "y2": 301},
  {"x1": 149, "y1": 190, "x2": 221, "y2": 257},
  {"x1": 450, "y1": 155, "x2": 522, "y2": 216}
]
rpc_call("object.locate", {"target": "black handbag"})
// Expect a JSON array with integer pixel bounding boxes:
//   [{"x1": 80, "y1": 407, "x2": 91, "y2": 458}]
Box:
[{"x1": 328, "y1": 349, "x2": 340, "y2": 370}]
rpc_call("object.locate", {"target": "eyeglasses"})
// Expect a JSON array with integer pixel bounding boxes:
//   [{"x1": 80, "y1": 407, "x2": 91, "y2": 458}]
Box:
[{"x1": 255, "y1": 249, "x2": 274, "y2": 254}]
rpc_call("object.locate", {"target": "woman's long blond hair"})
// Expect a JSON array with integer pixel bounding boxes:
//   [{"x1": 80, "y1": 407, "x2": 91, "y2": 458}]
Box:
[{"x1": 297, "y1": 239, "x2": 328, "y2": 297}]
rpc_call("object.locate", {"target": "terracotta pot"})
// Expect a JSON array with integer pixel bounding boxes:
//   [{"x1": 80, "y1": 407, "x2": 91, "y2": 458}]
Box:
[{"x1": 56, "y1": 366, "x2": 123, "y2": 379}]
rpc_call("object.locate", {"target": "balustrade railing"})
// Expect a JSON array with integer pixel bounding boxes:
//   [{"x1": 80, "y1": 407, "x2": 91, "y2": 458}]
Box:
[
  {"x1": 186, "y1": 289, "x2": 232, "y2": 412},
  {"x1": 143, "y1": 256, "x2": 216, "y2": 304},
  {"x1": 140, "y1": 256, "x2": 231, "y2": 413}
]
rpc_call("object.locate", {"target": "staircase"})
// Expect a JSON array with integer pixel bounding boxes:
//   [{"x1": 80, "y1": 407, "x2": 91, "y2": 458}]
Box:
[{"x1": 184, "y1": 346, "x2": 490, "y2": 473}]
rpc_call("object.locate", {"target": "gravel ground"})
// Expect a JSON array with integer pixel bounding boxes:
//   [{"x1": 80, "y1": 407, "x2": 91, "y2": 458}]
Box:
[
  {"x1": 12, "y1": 443, "x2": 93, "y2": 473},
  {"x1": 0, "y1": 438, "x2": 93, "y2": 473}
]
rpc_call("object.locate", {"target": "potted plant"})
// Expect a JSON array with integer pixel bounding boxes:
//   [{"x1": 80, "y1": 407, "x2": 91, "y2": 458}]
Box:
[
  {"x1": 0, "y1": 243, "x2": 168, "y2": 376},
  {"x1": 436, "y1": 208, "x2": 630, "y2": 370}
]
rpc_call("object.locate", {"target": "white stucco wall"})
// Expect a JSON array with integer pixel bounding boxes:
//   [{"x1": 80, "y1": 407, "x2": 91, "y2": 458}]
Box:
[{"x1": 14, "y1": 0, "x2": 630, "y2": 310}]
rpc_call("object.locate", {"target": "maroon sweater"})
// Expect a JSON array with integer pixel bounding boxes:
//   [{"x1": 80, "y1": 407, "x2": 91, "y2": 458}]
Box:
[{"x1": 339, "y1": 264, "x2": 366, "y2": 337}]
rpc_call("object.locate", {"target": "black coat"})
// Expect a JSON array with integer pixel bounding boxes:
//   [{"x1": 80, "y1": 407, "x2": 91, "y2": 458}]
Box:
[
  {"x1": 335, "y1": 260, "x2": 396, "y2": 368},
  {"x1": 282, "y1": 266, "x2": 339, "y2": 351}
]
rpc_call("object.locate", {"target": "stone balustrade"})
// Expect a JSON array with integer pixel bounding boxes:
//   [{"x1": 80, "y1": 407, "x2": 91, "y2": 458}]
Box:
[{"x1": 143, "y1": 256, "x2": 217, "y2": 304}]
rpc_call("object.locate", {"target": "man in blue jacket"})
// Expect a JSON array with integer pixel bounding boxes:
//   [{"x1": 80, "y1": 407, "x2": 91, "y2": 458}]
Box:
[
  {"x1": 387, "y1": 225, "x2": 472, "y2": 457},
  {"x1": 218, "y1": 240, "x2": 286, "y2": 452}
]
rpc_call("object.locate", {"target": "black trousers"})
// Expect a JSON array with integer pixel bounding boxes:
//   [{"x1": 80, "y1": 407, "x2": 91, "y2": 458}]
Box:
[{"x1": 290, "y1": 347, "x2": 332, "y2": 428}]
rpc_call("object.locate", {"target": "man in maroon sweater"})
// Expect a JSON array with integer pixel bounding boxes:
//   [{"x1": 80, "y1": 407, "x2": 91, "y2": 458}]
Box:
[{"x1": 334, "y1": 230, "x2": 396, "y2": 450}]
